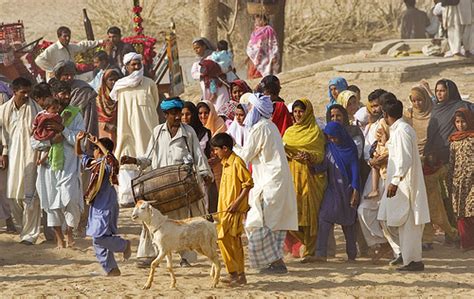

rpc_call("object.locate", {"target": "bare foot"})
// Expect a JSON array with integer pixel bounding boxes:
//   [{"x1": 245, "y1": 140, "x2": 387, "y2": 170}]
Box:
[
  {"x1": 56, "y1": 239, "x2": 66, "y2": 249},
  {"x1": 365, "y1": 190, "x2": 379, "y2": 199}
]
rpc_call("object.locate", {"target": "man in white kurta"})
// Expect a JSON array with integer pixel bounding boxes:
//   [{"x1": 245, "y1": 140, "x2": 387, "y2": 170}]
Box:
[
  {"x1": 120, "y1": 98, "x2": 212, "y2": 267},
  {"x1": 0, "y1": 78, "x2": 42, "y2": 244},
  {"x1": 443, "y1": 0, "x2": 474, "y2": 56},
  {"x1": 34, "y1": 26, "x2": 101, "y2": 81},
  {"x1": 31, "y1": 81, "x2": 85, "y2": 248},
  {"x1": 235, "y1": 93, "x2": 297, "y2": 274},
  {"x1": 112, "y1": 53, "x2": 160, "y2": 207},
  {"x1": 377, "y1": 95, "x2": 430, "y2": 271}
]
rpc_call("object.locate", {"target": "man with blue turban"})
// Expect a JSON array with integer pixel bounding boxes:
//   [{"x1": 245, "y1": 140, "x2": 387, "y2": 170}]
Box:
[{"x1": 121, "y1": 97, "x2": 213, "y2": 268}]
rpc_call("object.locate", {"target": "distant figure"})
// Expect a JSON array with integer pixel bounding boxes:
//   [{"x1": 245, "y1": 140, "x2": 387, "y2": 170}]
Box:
[
  {"x1": 246, "y1": 15, "x2": 279, "y2": 79},
  {"x1": 104, "y1": 26, "x2": 136, "y2": 69},
  {"x1": 400, "y1": 0, "x2": 430, "y2": 39},
  {"x1": 35, "y1": 26, "x2": 102, "y2": 81},
  {"x1": 211, "y1": 40, "x2": 238, "y2": 82},
  {"x1": 442, "y1": 0, "x2": 474, "y2": 56}
]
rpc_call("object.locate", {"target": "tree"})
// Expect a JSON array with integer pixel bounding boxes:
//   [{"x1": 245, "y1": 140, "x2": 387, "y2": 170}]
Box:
[{"x1": 199, "y1": 0, "x2": 219, "y2": 45}]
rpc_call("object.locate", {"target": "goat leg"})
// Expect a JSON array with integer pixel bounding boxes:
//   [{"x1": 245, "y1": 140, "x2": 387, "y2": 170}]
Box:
[
  {"x1": 166, "y1": 253, "x2": 177, "y2": 288},
  {"x1": 211, "y1": 256, "x2": 221, "y2": 288},
  {"x1": 143, "y1": 252, "x2": 165, "y2": 290}
]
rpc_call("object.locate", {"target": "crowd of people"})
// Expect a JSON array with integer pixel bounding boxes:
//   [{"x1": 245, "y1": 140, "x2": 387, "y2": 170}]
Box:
[{"x1": 0, "y1": 17, "x2": 473, "y2": 287}]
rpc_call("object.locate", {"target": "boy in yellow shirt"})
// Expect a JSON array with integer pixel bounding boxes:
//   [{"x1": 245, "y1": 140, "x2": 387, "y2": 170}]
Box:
[{"x1": 210, "y1": 133, "x2": 253, "y2": 286}]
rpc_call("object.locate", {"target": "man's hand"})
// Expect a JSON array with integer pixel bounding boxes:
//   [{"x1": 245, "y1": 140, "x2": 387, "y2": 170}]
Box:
[
  {"x1": 350, "y1": 189, "x2": 360, "y2": 208},
  {"x1": 45, "y1": 120, "x2": 64, "y2": 133},
  {"x1": 120, "y1": 155, "x2": 137, "y2": 165},
  {"x1": 386, "y1": 184, "x2": 398, "y2": 198},
  {"x1": 202, "y1": 175, "x2": 213, "y2": 186},
  {"x1": 227, "y1": 200, "x2": 241, "y2": 214},
  {"x1": 0, "y1": 155, "x2": 8, "y2": 169},
  {"x1": 51, "y1": 133, "x2": 64, "y2": 144}
]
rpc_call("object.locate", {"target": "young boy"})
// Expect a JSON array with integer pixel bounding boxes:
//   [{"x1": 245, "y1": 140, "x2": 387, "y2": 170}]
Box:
[
  {"x1": 210, "y1": 133, "x2": 253, "y2": 286},
  {"x1": 75, "y1": 131, "x2": 131, "y2": 276}
]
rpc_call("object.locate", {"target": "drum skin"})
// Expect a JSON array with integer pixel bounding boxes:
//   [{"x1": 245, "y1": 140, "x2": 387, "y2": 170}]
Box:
[{"x1": 132, "y1": 164, "x2": 204, "y2": 214}]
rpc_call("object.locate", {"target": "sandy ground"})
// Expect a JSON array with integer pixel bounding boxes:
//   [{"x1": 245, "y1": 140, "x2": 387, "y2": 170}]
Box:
[
  {"x1": 1, "y1": 55, "x2": 474, "y2": 297},
  {"x1": 1, "y1": 206, "x2": 473, "y2": 298}
]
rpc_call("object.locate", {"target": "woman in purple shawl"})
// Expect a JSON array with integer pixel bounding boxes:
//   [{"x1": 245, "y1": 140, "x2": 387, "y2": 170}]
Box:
[{"x1": 315, "y1": 121, "x2": 360, "y2": 261}]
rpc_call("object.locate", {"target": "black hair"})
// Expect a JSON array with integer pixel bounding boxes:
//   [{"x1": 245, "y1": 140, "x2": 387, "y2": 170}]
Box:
[
  {"x1": 210, "y1": 133, "x2": 233, "y2": 151},
  {"x1": 292, "y1": 100, "x2": 307, "y2": 111},
  {"x1": 93, "y1": 50, "x2": 109, "y2": 61},
  {"x1": 43, "y1": 97, "x2": 61, "y2": 109},
  {"x1": 94, "y1": 137, "x2": 115, "y2": 153},
  {"x1": 368, "y1": 88, "x2": 388, "y2": 102},
  {"x1": 57, "y1": 26, "x2": 71, "y2": 37},
  {"x1": 217, "y1": 40, "x2": 228, "y2": 51},
  {"x1": 381, "y1": 93, "x2": 403, "y2": 119},
  {"x1": 197, "y1": 101, "x2": 210, "y2": 112},
  {"x1": 193, "y1": 39, "x2": 208, "y2": 49},
  {"x1": 258, "y1": 75, "x2": 281, "y2": 96},
  {"x1": 11, "y1": 77, "x2": 32, "y2": 91},
  {"x1": 326, "y1": 104, "x2": 350, "y2": 126},
  {"x1": 404, "y1": 0, "x2": 416, "y2": 8},
  {"x1": 255, "y1": 14, "x2": 269, "y2": 24},
  {"x1": 347, "y1": 85, "x2": 360, "y2": 94},
  {"x1": 50, "y1": 79, "x2": 71, "y2": 94},
  {"x1": 236, "y1": 104, "x2": 246, "y2": 112},
  {"x1": 107, "y1": 26, "x2": 121, "y2": 35},
  {"x1": 30, "y1": 82, "x2": 52, "y2": 99}
]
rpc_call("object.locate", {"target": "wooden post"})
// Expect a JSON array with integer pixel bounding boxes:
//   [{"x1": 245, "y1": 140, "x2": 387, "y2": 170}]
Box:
[{"x1": 199, "y1": 0, "x2": 219, "y2": 44}]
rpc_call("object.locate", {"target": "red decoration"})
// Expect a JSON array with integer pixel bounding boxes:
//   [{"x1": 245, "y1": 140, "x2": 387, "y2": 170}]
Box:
[{"x1": 132, "y1": 6, "x2": 142, "y2": 14}]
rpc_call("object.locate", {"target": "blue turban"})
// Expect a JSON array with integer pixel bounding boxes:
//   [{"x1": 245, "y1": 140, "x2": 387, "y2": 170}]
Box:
[
  {"x1": 243, "y1": 93, "x2": 273, "y2": 128},
  {"x1": 160, "y1": 98, "x2": 184, "y2": 111}
]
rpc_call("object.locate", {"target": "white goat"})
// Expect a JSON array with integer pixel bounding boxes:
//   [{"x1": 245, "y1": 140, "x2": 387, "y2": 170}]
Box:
[{"x1": 131, "y1": 200, "x2": 221, "y2": 289}]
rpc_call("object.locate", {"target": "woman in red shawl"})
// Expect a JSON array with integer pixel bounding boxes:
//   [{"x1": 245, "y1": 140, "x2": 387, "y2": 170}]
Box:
[
  {"x1": 96, "y1": 69, "x2": 121, "y2": 143},
  {"x1": 448, "y1": 108, "x2": 474, "y2": 251},
  {"x1": 199, "y1": 59, "x2": 230, "y2": 113}
]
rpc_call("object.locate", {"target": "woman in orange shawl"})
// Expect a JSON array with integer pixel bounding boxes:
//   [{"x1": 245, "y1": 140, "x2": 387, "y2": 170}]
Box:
[{"x1": 96, "y1": 69, "x2": 121, "y2": 143}]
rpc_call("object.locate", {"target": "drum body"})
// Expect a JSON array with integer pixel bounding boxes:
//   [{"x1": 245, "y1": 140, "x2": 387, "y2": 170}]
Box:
[{"x1": 132, "y1": 164, "x2": 204, "y2": 214}]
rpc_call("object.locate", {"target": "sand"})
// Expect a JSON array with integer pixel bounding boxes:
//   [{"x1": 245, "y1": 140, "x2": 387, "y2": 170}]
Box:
[{"x1": 1, "y1": 205, "x2": 473, "y2": 297}]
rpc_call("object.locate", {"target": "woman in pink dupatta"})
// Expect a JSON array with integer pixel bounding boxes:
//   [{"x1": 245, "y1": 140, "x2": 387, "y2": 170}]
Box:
[{"x1": 246, "y1": 15, "x2": 279, "y2": 79}]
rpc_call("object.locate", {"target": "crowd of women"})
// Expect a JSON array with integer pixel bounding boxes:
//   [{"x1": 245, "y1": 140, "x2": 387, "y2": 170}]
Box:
[{"x1": 188, "y1": 29, "x2": 473, "y2": 263}]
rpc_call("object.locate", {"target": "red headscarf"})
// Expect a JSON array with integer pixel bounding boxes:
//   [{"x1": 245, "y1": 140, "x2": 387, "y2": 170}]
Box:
[
  {"x1": 272, "y1": 101, "x2": 293, "y2": 136},
  {"x1": 449, "y1": 108, "x2": 474, "y2": 142},
  {"x1": 199, "y1": 59, "x2": 226, "y2": 88},
  {"x1": 230, "y1": 80, "x2": 252, "y2": 102}
]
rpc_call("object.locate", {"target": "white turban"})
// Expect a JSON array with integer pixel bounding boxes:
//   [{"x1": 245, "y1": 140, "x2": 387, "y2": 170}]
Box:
[
  {"x1": 123, "y1": 52, "x2": 142, "y2": 65},
  {"x1": 243, "y1": 93, "x2": 274, "y2": 128}
]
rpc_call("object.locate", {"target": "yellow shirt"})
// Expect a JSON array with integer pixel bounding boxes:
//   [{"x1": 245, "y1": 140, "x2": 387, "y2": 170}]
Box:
[{"x1": 217, "y1": 152, "x2": 253, "y2": 238}]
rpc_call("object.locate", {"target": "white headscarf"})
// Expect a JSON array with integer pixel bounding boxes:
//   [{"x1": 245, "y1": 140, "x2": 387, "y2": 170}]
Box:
[
  {"x1": 243, "y1": 93, "x2": 273, "y2": 128},
  {"x1": 227, "y1": 103, "x2": 248, "y2": 147},
  {"x1": 110, "y1": 52, "x2": 144, "y2": 101}
]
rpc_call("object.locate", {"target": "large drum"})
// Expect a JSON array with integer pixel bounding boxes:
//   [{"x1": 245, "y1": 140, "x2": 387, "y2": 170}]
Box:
[{"x1": 131, "y1": 164, "x2": 204, "y2": 214}]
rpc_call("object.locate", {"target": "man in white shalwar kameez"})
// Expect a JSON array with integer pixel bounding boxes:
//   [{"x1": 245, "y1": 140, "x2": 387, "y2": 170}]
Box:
[
  {"x1": 356, "y1": 90, "x2": 396, "y2": 260},
  {"x1": 120, "y1": 98, "x2": 213, "y2": 268},
  {"x1": 0, "y1": 77, "x2": 42, "y2": 244},
  {"x1": 234, "y1": 93, "x2": 297, "y2": 274},
  {"x1": 32, "y1": 80, "x2": 85, "y2": 248},
  {"x1": 377, "y1": 94, "x2": 430, "y2": 271},
  {"x1": 443, "y1": 0, "x2": 474, "y2": 56},
  {"x1": 112, "y1": 52, "x2": 160, "y2": 207}
]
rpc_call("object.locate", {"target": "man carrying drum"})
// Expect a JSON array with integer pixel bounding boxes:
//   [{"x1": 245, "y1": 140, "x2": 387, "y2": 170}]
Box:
[{"x1": 121, "y1": 97, "x2": 213, "y2": 268}]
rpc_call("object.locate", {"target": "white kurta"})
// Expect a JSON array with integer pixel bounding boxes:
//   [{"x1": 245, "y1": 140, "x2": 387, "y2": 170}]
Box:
[
  {"x1": 377, "y1": 119, "x2": 430, "y2": 227},
  {"x1": 443, "y1": 1, "x2": 474, "y2": 54},
  {"x1": 135, "y1": 123, "x2": 212, "y2": 258},
  {"x1": 32, "y1": 112, "x2": 85, "y2": 227},
  {"x1": 0, "y1": 99, "x2": 41, "y2": 200},
  {"x1": 377, "y1": 118, "x2": 430, "y2": 265},
  {"x1": 235, "y1": 118, "x2": 298, "y2": 232},
  {"x1": 34, "y1": 40, "x2": 101, "y2": 80},
  {"x1": 114, "y1": 77, "x2": 160, "y2": 205}
]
